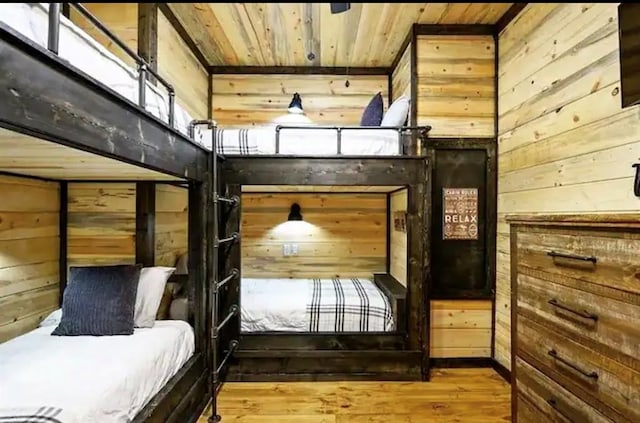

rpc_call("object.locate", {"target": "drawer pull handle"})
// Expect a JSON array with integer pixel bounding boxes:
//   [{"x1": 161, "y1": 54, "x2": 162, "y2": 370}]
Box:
[
  {"x1": 548, "y1": 349, "x2": 599, "y2": 380},
  {"x1": 547, "y1": 250, "x2": 597, "y2": 264},
  {"x1": 548, "y1": 299, "x2": 598, "y2": 321},
  {"x1": 547, "y1": 398, "x2": 576, "y2": 422}
]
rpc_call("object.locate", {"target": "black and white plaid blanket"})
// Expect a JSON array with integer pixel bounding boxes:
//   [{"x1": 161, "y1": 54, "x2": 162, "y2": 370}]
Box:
[
  {"x1": 307, "y1": 278, "x2": 394, "y2": 332},
  {"x1": 213, "y1": 128, "x2": 259, "y2": 155},
  {"x1": 0, "y1": 407, "x2": 64, "y2": 423}
]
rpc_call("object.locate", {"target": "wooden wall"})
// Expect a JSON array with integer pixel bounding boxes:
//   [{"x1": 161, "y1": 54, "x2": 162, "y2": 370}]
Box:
[
  {"x1": 158, "y1": 10, "x2": 209, "y2": 119},
  {"x1": 155, "y1": 184, "x2": 188, "y2": 267},
  {"x1": 416, "y1": 35, "x2": 495, "y2": 137},
  {"x1": 211, "y1": 74, "x2": 389, "y2": 126},
  {"x1": 241, "y1": 193, "x2": 386, "y2": 278},
  {"x1": 70, "y1": 3, "x2": 138, "y2": 67},
  {"x1": 67, "y1": 184, "x2": 136, "y2": 268},
  {"x1": 389, "y1": 189, "x2": 407, "y2": 286},
  {"x1": 392, "y1": 43, "x2": 412, "y2": 102},
  {"x1": 431, "y1": 300, "x2": 492, "y2": 358},
  {"x1": 0, "y1": 175, "x2": 59, "y2": 343},
  {"x1": 496, "y1": 3, "x2": 638, "y2": 370}
]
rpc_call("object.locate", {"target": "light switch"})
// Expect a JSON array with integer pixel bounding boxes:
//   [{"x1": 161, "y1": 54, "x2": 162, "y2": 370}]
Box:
[{"x1": 291, "y1": 243, "x2": 299, "y2": 255}]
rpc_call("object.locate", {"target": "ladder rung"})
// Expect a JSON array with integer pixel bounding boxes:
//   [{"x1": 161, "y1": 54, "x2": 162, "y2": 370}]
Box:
[
  {"x1": 216, "y1": 305, "x2": 239, "y2": 332},
  {"x1": 215, "y1": 340, "x2": 239, "y2": 375},
  {"x1": 217, "y1": 195, "x2": 239, "y2": 205},
  {"x1": 216, "y1": 268, "x2": 239, "y2": 290},
  {"x1": 216, "y1": 232, "x2": 239, "y2": 246}
]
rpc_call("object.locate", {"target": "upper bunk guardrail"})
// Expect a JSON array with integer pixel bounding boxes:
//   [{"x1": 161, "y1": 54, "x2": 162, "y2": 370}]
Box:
[
  {"x1": 274, "y1": 125, "x2": 432, "y2": 155},
  {"x1": 47, "y1": 3, "x2": 176, "y2": 128}
]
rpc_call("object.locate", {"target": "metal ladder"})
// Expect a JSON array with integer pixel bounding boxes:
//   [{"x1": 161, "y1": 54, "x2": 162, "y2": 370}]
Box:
[{"x1": 190, "y1": 120, "x2": 240, "y2": 423}]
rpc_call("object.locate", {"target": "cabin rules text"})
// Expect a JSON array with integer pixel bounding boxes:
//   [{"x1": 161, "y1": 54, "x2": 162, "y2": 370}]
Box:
[{"x1": 442, "y1": 188, "x2": 478, "y2": 240}]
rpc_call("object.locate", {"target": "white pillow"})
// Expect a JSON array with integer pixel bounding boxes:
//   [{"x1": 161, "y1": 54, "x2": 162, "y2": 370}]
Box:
[
  {"x1": 134, "y1": 266, "x2": 175, "y2": 328},
  {"x1": 39, "y1": 308, "x2": 62, "y2": 327},
  {"x1": 381, "y1": 95, "x2": 410, "y2": 127}
]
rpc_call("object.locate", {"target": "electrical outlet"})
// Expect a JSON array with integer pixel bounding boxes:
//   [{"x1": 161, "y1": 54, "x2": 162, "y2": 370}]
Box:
[
  {"x1": 282, "y1": 244, "x2": 290, "y2": 256},
  {"x1": 291, "y1": 243, "x2": 299, "y2": 255}
]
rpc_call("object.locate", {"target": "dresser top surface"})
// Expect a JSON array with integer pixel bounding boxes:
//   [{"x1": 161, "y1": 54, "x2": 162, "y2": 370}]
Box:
[{"x1": 505, "y1": 213, "x2": 640, "y2": 228}]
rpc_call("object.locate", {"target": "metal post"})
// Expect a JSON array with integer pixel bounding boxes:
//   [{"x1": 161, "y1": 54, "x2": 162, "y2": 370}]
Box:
[
  {"x1": 168, "y1": 89, "x2": 176, "y2": 128},
  {"x1": 336, "y1": 128, "x2": 342, "y2": 155},
  {"x1": 209, "y1": 122, "x2": 220, "y2": 423},
  {"x1": 48, "y1": 3, "x2": 61, "y2": 54},
  {"x1": 138, "y1": 64, "x2": 147, "y2": 108},
  {"x1": 275, "y1": 126, "x2": 281, "y2": 154}
]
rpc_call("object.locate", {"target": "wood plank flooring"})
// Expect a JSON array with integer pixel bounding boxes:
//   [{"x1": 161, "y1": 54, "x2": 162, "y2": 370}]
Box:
[{"x1": 198, "y1": 368, "x2": 511, "y2": 422}]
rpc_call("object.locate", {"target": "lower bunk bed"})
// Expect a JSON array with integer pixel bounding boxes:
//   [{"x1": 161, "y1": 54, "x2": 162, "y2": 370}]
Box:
[{"x1": 229, "y1": 274, "x2": 421, "y2": 382}]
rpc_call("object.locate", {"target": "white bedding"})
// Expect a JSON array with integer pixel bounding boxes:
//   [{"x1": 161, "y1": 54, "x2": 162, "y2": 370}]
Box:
[
  {"x1": 198, "y1": 126, "x2": 403, "y2": 155},
  {"x1": 0, "y1": 3, "x2": 201, "y2": 140},
  {"x1": 0, "y1": 320, "x2": 194, "y2": 423},
  {"x1": 241, "y1": 278, "x2": 395, "y2": 332}
]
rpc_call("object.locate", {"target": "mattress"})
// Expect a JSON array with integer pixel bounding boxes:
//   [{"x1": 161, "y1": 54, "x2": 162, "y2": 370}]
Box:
[
  {"x1": 0, "y1": 320, "x2": 195, "y2": 423},
  {"x1": 0, "y1": 3, "x2": 201, "y2": 140},
  {"x1": 197, "y1": 126, "x2": 403, "y2": 155},
  {"x1": 241, "y1": 278, "x2": 395, "y2": 332}
]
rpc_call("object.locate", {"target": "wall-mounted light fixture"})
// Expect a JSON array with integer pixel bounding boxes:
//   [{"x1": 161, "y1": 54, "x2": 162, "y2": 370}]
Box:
[
  {"x1": 288, "y1": 93, "x2": 304, "y2": 114},
  {"x1": 634, "y1": 163, "x2": 640, "y2": 197},
  {"x1": 288, "y1": 203, "x2": 303, "y2": 221}
]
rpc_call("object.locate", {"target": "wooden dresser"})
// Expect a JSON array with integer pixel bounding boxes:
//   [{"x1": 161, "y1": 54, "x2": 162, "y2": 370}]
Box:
[{"x1": 507, "y1": 214, "x2": 640, "y2": 423}]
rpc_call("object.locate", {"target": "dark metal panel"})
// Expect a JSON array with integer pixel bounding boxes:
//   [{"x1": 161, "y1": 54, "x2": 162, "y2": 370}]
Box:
[
  {"x1": 239, "y1": 333, "x2": 406, "y2": 350},
  {"x1": 209, "y1": 66, "x2": 390, "y2": 75},
  {"x1": 222, "y1": 157, "x2": 425, "y2": 186},
  {"x1": 135, "y1": 182, "x2": 156, "y2": 267},
  {"x1": 0, "y1": 25, "x2": 208, "y2": 181},
  {"x1": 618, "y1": 3, "x2": 640, "y2": 108},
  {"x1": 188, "y1": 179, "x2": 209, "y2": 357},
  {"x1": 414, "y1": 24, "x2": 496, "y2": 35}
]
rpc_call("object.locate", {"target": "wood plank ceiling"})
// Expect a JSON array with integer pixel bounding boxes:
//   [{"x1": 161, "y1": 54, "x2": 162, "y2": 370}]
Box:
[{"x1": 166, "y1": 3, "x2": 513, "y2": 67}]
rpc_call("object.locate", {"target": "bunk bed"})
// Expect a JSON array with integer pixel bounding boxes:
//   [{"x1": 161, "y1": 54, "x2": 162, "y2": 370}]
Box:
[{"x1": 0, "y1": 4, "x2": 221, "y2": 423}]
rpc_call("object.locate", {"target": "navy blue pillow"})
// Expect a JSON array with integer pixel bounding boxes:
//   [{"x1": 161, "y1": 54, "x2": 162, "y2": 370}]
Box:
[
  {"x1": 360, "y1": 92, "x2": 384, "y2": 126},
  {"x1": 52, "y1": 264, "x2": 141, "y2": 336}
]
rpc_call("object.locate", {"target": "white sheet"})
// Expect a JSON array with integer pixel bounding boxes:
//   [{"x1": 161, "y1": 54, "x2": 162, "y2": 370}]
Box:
[
  {"x1": 0, "y1": 320, "x2": 195, "y2": 423},
  {"x1": 0, "y1": 3, "x2": 201, "y2": 140},
  {"x1": 241, "y1": 278, "x2": 395, "y2": 332},
  {"x1": 199, "y1": 126, "x2": 403, "y2": 155}
]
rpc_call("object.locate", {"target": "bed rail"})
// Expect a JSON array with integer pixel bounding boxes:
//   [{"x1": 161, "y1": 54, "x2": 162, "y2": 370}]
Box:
[
  {"x1": 275, "y1": 125, "x2": 432, "y2": 155},
  {"x1": 47, "y1": 3, "x2": 176, "y2": 127}
]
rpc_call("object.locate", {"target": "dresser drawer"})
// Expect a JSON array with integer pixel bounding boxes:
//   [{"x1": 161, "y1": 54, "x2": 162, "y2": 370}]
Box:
[
  {"x1": 517, "y1": 273, "x2": 640, "y2": 370},
  {"x1": 516, "y1": 357, "x2": 613, "y2": 423},
  {"x1": 518, "y1": 313, "x2": 640, "y2": 423},
  {"x1": 516, "y1": 226, "x2": 640, "y2": 295}
]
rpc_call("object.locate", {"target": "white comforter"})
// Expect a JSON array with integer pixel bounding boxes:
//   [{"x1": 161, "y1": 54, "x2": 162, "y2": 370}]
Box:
[
  {"x1": 198, "y1": 126, "x2": 403, "y2": 155},
  {"x1": 0, "y1": 321, "x2": 194, "y2": 423},
  {"x1": 0, "y1": 3, "x2": 199, "y2": 139},
  {"x1": 241, "y1": 278, "x2": 395, "y2": 332}
]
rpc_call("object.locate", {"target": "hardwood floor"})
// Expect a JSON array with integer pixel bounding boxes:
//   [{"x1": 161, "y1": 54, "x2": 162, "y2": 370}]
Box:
[{"x1": 198, "y1": 368, "x2": 511, "y2": 422}]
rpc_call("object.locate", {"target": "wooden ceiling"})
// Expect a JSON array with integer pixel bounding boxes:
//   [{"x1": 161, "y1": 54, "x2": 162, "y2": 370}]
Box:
[{"x1": 166, "y1": 3, "x2": 513, "y2": 67}]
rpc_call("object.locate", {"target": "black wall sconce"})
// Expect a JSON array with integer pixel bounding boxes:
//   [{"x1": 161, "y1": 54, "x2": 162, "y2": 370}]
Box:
[
  {"x1": 288, "y1": 93, "x2": 303, "y2": 114},
  {"x1": 634, "y1": 163, "x2": 640, "y2": 197},
  {"x1": 288, "y1": 203, "x2": 303, "y2": 221}
]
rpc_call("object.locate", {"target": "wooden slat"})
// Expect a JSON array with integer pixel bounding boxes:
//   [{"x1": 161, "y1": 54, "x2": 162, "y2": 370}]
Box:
[
  {"x1": 155, "y1": 184, "x2": 188, "y2": 267},
  {"x1": 158, "y1": 10, "x2": 209, "y2": 119},
  {"x1": 429, "y1": 300, "x2": 493, "y2": 358},
  {"x1": 242, "y1": 193, "x2": 386, "y2": 278},
  {"x1": 391, "y1": 42, "x2": 412, "y2": 102},
  {"x1": 416, "y1": 35, "x2": 495, "y2": 138},
  {"x1": 389, "y1": 189, "x2": 407, "y2": 286}
]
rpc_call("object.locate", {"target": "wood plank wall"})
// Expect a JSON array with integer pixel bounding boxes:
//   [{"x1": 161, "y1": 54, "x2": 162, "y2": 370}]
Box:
[
  {"x1": 211, "y1": 74, "x2": 389, "y2": 126},
  {"x1": 70, "y1": 3, "x2": 139, "y2": 67},
  {"x1": 496, "y1": 3, "x2": 638, "y2": 370},
  {"x1": 155, "y1": 184, "x2": 188, "y2": 267},
  {"x1": 158, "y1": 10, "x2": 209, "y2": 119},
  {"x1": 431, "y1": 300, "x2": 492, "y2": 358},
  {"x1": 416, "y1": 35, "x2": 495, "y2": 137},
  {"x1": 0, "y1": 175, "x2": 59, "y2": 343},
  {"x1": 241, "y1": 193, "x2": 386, "y2": 278},
  {"x1": 389, "y1": 189, "x2": 407, "y2": 286},
  {"x1": 67, "y1": 184, "x2": 136, "y2": 268},
  {"x1": 392, "y1": 43, "x2": 412, "y2": 102}
]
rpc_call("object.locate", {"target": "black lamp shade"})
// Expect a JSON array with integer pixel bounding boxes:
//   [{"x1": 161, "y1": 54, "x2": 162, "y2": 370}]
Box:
[
  {"x1": 288, "y1": 93, "x2": 303, "y2": 114},
  {"x1": 330, "y1": 3, "x2": 351, "y2": 13},
  {"x1": 288, "y1": 203, "x2": 303, "y2": 221}
]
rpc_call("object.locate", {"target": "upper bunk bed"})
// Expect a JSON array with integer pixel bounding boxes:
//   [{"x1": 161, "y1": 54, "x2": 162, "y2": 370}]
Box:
[{"x1": 0, "y1": 3, "x2": 209, "y2": 182}]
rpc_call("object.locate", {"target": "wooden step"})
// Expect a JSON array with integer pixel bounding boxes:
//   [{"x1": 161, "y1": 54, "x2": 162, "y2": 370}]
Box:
[{"x1": 238, "y1": 333, "x2": 406, "y2": 350}]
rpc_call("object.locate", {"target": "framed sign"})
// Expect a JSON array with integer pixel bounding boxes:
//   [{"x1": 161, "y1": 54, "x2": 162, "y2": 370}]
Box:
[
  {"x1": 393, "y1": 210, "x2": 407, "y2": 232},
  {"x1": 442, "y1": 188, "x2": 478, "y2": 240}
]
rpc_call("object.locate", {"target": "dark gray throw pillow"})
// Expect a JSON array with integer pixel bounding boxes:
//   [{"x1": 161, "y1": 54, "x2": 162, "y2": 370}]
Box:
[
  {"x1": 52, "y1": 264, "x2": 142, "y2": 336},
  {"x1": 360, "y1": 92, "x2": 384, "y2": 126}
]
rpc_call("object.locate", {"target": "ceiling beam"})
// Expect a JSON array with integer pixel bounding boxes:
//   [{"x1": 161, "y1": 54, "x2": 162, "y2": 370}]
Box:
[
  {"x1": 157, "y1": 3, "x2": 210, "y2": 71},
  {"x1": 209, "y1": 66, "x2": 391, "y2": 75},
  {"x1": 413, "y1": 24, "x2": 496, "y2": 35},
  {"x1": 495, "y1": 3, "x2": 528, "y2": 34}
]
